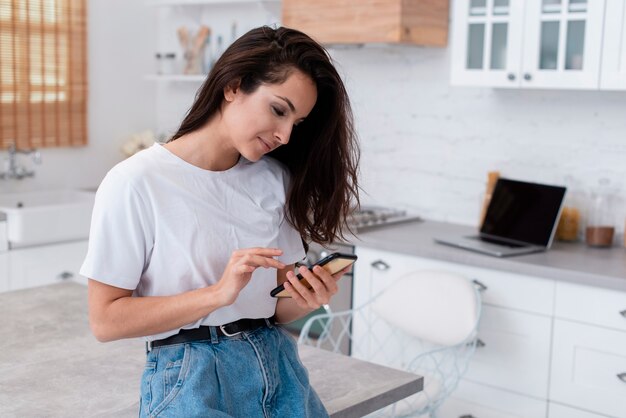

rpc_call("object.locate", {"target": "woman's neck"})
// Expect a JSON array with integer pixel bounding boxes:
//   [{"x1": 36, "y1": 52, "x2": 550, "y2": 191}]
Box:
[{"x1": 164, "y1": 117, "x2": 240, "y2": 171}]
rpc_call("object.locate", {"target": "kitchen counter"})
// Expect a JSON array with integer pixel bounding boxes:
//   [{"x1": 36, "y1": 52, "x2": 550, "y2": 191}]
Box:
[
  {"x1": 348, "y1": 219, "x2": 626, "y2": 292},
  {"x1": 0, "y1": 282, "x2": 423, "y2": 418}
]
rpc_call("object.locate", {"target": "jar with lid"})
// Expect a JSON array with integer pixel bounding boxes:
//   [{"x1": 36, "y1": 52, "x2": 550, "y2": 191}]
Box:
[
  {"x1": 556, "y1": 175, "x2": 583, "y2": 242},
  {"x1": 585, "y1": 178, "x2": 615, "y2": 247},
  {"x1": 155, "y1": 52, "x2": 177, "y2": 75}
]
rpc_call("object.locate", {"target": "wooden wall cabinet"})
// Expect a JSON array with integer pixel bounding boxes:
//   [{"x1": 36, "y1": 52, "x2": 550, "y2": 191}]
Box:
[{"x1": 281, "y1": 0, "x2": 449, "y2": 46}]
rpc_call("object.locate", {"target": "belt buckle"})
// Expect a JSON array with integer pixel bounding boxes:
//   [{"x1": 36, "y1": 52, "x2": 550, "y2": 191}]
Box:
[{"x1": 219, "y1": 324, "x2": 242, "y2": 337}]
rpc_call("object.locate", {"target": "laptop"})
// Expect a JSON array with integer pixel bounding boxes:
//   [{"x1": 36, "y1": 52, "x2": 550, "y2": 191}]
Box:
[{"x1": 435, "y1": 178, "x2": 566, "y2": 257}]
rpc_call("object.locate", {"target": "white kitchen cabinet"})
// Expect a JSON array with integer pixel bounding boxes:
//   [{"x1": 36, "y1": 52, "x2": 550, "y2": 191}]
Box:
[
  {"x1": 451, "y1": 0, "x2": 606, "y2": 89},
  {"x1": 555, "y1": 281, "x2": 626, "y2": 333},
  {"x1": 354, "y1": 247, "x2": 555, "y2": 315},
  {"x1": 600, "y1": 0, "x2": 626, "y2": 90},
  {"x1": 354, "y1": 246, "x2": 626, "y2": 418},
  {"x1": 548, "y1": 402, "x2": 609, "y2": 418},
  {"x1": 353, "y1": 247, "x2": 553, "y2": 414},
  {"x1": 438, "y1": 379, "x2": 548, "y2": 418},
  {"x1": 7, "y1": 240, "x2": 88, "y2": 291},
  {"x1": 550, "y1": 319, "x2": 626, "y2": 418},
  {"x1": 450, "y1": 0, "x2": 525, "y2": 87},
  {"x1": 465, "y1": 305, "x2": 552, "y2": 398},
  {"x1": 551, "y1": 281, "x2": 626, "y2": 418}
]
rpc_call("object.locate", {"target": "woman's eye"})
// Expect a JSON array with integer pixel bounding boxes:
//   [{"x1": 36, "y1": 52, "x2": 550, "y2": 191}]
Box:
[{"x1": 271, "y1": 106, "x2": 285, "y2": 117}]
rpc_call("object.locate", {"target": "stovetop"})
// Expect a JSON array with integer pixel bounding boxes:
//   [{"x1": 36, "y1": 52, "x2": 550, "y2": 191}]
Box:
[{"x1": 347, "y1": 205, "x2": 422, "y2": 232}]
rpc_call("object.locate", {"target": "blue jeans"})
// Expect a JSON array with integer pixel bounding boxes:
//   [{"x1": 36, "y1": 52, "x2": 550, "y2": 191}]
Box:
[{"x1": 139, "y1": 323, "x2": 329, "y2": 418}]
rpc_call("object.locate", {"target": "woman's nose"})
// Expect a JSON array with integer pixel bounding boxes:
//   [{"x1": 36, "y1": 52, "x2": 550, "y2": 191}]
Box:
[{"x1": 274, "y1": 124, "x2": 292, "y2": 145}]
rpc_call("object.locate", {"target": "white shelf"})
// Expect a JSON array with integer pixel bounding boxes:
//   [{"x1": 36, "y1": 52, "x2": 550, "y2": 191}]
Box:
[
  {"x1": 144, "y1": 74, "x2": 206, "y2": 82},
  {"x1": 148, "y1": 0, "x2": 280, "y2": 6}
]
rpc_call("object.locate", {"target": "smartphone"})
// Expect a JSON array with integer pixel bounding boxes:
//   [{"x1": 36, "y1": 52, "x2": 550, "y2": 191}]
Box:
[{"x1": 270, "y1": 252, "x2": 357, "y2": 298}]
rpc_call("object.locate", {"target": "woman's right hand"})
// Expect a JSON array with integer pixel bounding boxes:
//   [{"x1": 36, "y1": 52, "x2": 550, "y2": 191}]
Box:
[{"x1": 215, "y1": 247, "x2": 285, "y2": 306}]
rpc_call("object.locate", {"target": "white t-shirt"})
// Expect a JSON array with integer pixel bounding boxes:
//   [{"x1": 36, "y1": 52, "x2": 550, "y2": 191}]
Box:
[{"x1": 80, "y1": 143, "x2": 305, "y2": 341}]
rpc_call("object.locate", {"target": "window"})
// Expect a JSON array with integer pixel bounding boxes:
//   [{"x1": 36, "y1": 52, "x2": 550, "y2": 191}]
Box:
[{"x1": 0, "y1": 0, "x2": 87, "y2": 149}]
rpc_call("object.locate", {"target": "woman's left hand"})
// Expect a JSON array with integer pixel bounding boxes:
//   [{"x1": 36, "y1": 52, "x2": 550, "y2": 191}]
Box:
[{"x1": 283, "y1": 265, "x2": 351, "y2": 310}]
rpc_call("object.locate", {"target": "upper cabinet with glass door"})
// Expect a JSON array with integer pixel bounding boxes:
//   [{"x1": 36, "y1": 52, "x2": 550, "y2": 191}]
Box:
[
  {"x1": 451, "y1": 0, "x2": 606, "y2": 89},
  {"x1": 600, "y1": 0, "x2": 626, "y2": 90},
  {"x1": 451, "y1": 0, "x2": 525, "y2": 87},
  {"x1": 522, "y1": 0, "x2": 605, "y2": 89}
]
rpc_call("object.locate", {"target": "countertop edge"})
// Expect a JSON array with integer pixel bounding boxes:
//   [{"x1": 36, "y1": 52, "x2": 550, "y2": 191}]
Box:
[
  {"x1": 331, "y1": 378, "x2": 424, "y2": 418},
  {"x1": 345, "y1": 220, "x2": 626, "y2": 293}
]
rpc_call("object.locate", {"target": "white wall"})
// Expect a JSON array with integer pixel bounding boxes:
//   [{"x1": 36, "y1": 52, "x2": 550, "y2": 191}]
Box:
[
  {"x1": 0, "y1": 0, "x2": 156, "y2": 194},
  {"x1": 328, "y1": 44, "x2": 626, "y2": 233}
]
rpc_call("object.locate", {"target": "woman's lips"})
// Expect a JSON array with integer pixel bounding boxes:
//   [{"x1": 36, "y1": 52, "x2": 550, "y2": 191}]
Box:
[{"x1": 258, "y1": 137, "x2": 272, "y2": 152}]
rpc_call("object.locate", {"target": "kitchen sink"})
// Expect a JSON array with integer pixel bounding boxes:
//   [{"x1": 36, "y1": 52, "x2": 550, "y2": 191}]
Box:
[{"x1": 0, "y1": 189, "x2": 95, "y2": 248}]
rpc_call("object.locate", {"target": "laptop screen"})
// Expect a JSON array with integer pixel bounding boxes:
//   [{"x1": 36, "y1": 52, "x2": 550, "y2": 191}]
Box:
[{"x1": 480, "y1": 178, "x2": 566, "y2": 247}]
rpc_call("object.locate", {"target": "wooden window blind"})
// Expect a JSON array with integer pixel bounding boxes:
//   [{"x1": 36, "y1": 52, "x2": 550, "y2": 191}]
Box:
[{"x1": 0, "y1": 0, "x2": 87, "y2": 150}]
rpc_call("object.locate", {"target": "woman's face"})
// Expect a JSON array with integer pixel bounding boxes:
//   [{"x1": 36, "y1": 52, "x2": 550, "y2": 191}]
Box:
[{"x1": 222, "y1": 69, "x2": 318, "y2": 162}]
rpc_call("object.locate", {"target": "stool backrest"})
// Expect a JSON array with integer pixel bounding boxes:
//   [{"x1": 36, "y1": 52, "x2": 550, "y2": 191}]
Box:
[{"x1": 371, "y1": 270, "x2": 479, "y2": 346}]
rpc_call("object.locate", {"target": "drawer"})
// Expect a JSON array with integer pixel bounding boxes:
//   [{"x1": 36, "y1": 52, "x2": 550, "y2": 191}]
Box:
[
  {"x1": 438, "y1": 379, "x2": 548, "y2": 418},
  {"x1": 8, "y1": 241, "x2": 88, "y2": 291},
  {"x1": 548, "y1": 403, "x2": 608, "y2": 418},
  {"x1": 465, "y1": 305, "x2": 552, "y2": 398},
  {"x1": 550, "y1": 319, "x2": 626, "y2": 418},
  {"x1": 555, "y1": 281, "x2": 626, "y2": 332},
  {"x1": 357, "y1": 247, "x2": 555, "y2": 315}
]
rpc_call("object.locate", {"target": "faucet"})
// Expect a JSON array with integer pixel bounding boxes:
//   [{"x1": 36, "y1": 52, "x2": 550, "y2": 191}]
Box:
[{"x1": 0, "y1": 142, "x2": 42, "y2": 180}]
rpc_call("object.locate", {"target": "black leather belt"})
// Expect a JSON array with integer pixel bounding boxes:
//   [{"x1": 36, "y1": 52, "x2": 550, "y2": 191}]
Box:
[{"x1": 147, "y1": 317, "x2": 274, "y2": 352}]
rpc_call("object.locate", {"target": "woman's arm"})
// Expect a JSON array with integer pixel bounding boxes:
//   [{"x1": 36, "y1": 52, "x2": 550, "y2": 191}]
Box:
[
  {"x1": 274, "y1": 263, "x2": 350, "y2": 324},
  {"x1": 88, "y1": 280, "x2": 226, "y2": 342},
  {"x1": 89, "y1": 247, "x2": 285, "y2": 342}
]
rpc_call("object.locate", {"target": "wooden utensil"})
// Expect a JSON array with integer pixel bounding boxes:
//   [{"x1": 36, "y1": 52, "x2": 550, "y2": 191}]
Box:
[
  {"x1": 178, "y1": 25, "x2": 210, "y2": 75},
  {"x1": 479, "y1": 171, "x2": 500, "y2": 227}
]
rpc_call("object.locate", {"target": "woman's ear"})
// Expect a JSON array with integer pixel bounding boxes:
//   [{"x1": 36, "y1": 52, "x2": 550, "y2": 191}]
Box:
[{"x1": 223, "y1": 80, "x2": 241, "y2": 102}]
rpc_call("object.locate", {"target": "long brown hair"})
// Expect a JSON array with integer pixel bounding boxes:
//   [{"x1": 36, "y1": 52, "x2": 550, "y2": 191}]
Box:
[{"x1": 170, "y1": 26, "x2": 360, "y2": 246}]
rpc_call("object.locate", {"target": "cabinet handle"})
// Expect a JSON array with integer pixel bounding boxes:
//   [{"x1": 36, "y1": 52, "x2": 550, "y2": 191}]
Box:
[
  {"x1": 472, "y1": 279, "x2": 488, "y2": 292},
  {"x1": 524, "y1": 73, "x2": 532, "y2": 81},
  {"x1": 507, "y1": 73, "x2": 515, "y2": 81},
  {"x1": 618, "y1": 372, "x2": 626, "y2": 383},
  {"x1": 371, "y1": 260, "x2": 390, "y2": 271},
  {"x1": 459, "y1": 414, "x2": 476, "y2": 418},
  {"x1": 619, "y1": 310, "x2": 626, "y2": 318}
]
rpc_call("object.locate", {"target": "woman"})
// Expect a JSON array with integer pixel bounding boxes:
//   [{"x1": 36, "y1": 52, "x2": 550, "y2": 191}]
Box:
[{"x1": 81, "y1": 26, "x2": 359, "y2": 417}]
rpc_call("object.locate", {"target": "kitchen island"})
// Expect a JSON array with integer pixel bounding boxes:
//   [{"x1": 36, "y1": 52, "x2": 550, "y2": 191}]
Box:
[{"x1": 0, "y1": 282, "x2": 423, "y2": 418}]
